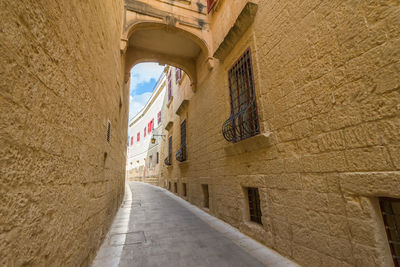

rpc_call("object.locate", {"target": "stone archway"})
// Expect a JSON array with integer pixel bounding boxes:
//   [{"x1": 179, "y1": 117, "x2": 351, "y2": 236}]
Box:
[{"x1": 121, "y1": 0, "x2": 214, "y2": 90}]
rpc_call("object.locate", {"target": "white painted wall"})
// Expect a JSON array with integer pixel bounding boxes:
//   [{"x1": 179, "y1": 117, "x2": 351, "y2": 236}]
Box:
[{"x1": 126, "y1": 73, "x2": 166, "y2": 171}]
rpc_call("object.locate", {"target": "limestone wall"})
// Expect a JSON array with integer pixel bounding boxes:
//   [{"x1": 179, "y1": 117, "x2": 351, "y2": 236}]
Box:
[
  {"x1": 161, "y1": 0, "x2": 400, "y2": 266},
  {"x1": 0, "y1": 0, "x2": 126, "y2": 265}
]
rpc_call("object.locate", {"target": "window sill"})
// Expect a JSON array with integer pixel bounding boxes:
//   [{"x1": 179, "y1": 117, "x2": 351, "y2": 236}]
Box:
[
  {"x1": 178, "y1": 160, "x2": 190, "y2": 166},
  {"x1": 223, "y1": 132, "x2": 273, "y2": 155},
  {"x1": 240, "y1": 220, "x2": 266, "y2": 237}
]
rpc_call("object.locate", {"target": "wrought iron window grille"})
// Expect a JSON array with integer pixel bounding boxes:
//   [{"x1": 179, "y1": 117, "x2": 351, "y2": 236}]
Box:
[
  {"x1": 222, "y1": 49, "x2": 260, "y2": 143},
  {"x1": 247, "y1": 187, "x2": 262, "y2": 225},
  {"x1": 176, "y1": 143, "x2": 187, "y2": 162},
  {"x1": 380, "y1": 197, "x2": 400, "y2": 267},
  {"x1": 176, "y1": 120, "x2": 187, "y2": 162},
  {"x1": 222, "y1": 100, "x2": 259, "y2": 143},
  {"x1": 164, "y1": 155, "x2": 172, "y2": 166}
]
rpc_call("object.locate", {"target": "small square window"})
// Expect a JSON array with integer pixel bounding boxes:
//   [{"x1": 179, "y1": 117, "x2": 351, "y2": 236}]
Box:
[{"x1": 247, "y1": 187, "x2": 262, "y2": 225}]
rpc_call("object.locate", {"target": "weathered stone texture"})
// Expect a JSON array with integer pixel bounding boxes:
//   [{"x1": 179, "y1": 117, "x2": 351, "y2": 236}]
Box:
[
  {"x1": 0, "y1": 0, "x2": 126, "y2": 265},
  {"x1": 160, "y1": 0, "x2": 400, "y2": 266}
]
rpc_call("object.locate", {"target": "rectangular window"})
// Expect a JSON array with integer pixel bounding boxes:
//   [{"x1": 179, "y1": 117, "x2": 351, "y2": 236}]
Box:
[
  {"x1": 247, "y1": 187, "x2": 262, "y2": 225},
  {"x1": 174, "y1": 182, "x2": 177, "y2": 193},
  {"x1": 183, "y1": 183, "x2": 187, "y2": 197},
  {"x1": 165, "y1": 136, "x2": 172, "y2": 166},
  {"x1": 222, "y1": 48, "x2": 260, "y2": 143},
  {"x1": 168, "y1": 182, "x2": 171, "y2": 191},
  {"x1": 137, "y1": 132, "x2": 140, "y2": 142},
  {"x1": 207, "y1": 0, "x2": 217, "y2": 13},
  {"x1": 176, "y1": 120, "x2": 187, "y2": 162},
  {"x1": 144, "y1": 127, "x2": 146, "y2": 137},
  {"x1": 149, "y1": 119, "x2": 154, "y2": 133},
  {"x1": 202, "y1": 184, "x2": 209, "y2": 208},
  {"x1": 380, "y1": 198, "x2": 400, "y2": 267},
  {"x1": 157, "y1": 111, "x2": 162, "y2": 125},
  {"x1": 168, "y1": 70, "x2": 172, "y2": 100},
  {"x1": 168, "y1": 136, "x2": 172, "y2": 157},
  {"x1": 156, "y1": 152, "x2": 159, "y2": 164},
  {"x1": 130, "y1": 136, "x2": 134, "y2": 146},
  {"x1": 175, "y1": 68, "x2": 182, "y2": 83}
]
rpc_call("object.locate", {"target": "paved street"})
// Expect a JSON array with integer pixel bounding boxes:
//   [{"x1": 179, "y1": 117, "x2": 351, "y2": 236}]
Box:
[{"x1": 93, "y1": 182, "x2": 298, "y2": 267}]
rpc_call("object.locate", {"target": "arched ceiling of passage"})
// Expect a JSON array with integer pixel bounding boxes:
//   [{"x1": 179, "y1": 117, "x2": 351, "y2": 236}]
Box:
[{"x1": 128, "y1": 28, "x2": 202, "y2": 59}]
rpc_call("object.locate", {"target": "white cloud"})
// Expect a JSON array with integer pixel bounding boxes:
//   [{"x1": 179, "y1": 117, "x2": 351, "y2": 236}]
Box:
[
  {"x1": 130, "y1": 63, "x2": 165, "y2": 94},
  {"x1": 129, "y1": 92, "x2": 153, "y2": 120}
]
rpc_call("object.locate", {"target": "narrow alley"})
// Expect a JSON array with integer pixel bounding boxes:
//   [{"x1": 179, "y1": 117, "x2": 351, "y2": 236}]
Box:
[
  {"x1": 93, "y1": 182, "x2": 297, "y2": 267},
  {"x1": 2, "y1": 0, "x2": 400, "y2": 266}
]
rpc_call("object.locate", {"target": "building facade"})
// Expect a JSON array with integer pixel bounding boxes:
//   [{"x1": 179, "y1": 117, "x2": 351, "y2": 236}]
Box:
[
  {"x1": 131, "y1": 1, "x2": 400, "y2": 267},
  {"x1": 126, "y1": 71, "x2": 167, "y2": 185}
]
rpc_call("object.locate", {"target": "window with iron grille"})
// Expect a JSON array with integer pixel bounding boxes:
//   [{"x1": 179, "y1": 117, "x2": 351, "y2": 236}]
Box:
[
  {"x1": 164, "y1": 136, "x2": 172, "y2": 166},
  {"x1": 207, "y1": 0, "x2": 217, "y2": 13},
  {"x1": 106, "y1": 121, "x2": 111, "y2": 143},
  {"x1": 380, "y1": 198, "x2": 400, "y2": 267},
  {"x1": 168, "y1": 70, "x2": 172, "y2": 101},
  {"x1": 222, "y1": 49, "x2": 260, "y2": 143},
  {"x1": 247, "y1": 187, "x2": 262, "y2": 224},
  {"x1": 176, "y1": 120, "x2": 187, "y2": 162}
]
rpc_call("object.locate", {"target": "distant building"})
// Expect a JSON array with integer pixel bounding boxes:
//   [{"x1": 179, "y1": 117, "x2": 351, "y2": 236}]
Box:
[{"x1": 126, "y1": 68, "x2": 167, "y2": 184}]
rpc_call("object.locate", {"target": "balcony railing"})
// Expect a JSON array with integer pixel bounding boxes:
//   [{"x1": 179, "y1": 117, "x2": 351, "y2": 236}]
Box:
[
  {"x1": 175, "y1": 144, "x2": 187, "y2": 162},
  {"x1": 164, "y1": 155, "x2": 172, "y2": 166},
  {"x1": 222, "y1": 101, "x2": 260, "y2": 143}
]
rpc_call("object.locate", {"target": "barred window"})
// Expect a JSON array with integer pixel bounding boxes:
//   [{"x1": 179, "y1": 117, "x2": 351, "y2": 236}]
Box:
[
  {"x1": 247, "y1": 187, "x2": 262, "y2": 224},
  {"x1": 164, "y1": 136, "x2": 172, "y2": 166},
  {"x1": 176, "y1": 120, "x2": 187, "y2": 162},
  {"x1": 380, "y1": 198, "x2": 400, "y2": 267},
  {"x1": 222, "y1": 49, "x2": 260, "y2": 143}
]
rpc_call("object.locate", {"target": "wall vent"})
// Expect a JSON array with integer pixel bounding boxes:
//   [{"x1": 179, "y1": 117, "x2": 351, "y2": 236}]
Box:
[
  {"x1": 183, "y1": 183, "x2": 187, "y2": 197},
  {"x1": 202, "y1": 184, "x2": 209, "y2": 208},
  {"x1": 106, "y1": 121, "x2": 111, "y2": 143}
]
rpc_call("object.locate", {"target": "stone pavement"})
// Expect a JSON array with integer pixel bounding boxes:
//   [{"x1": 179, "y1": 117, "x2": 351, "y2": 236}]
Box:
[{"x1": 92, "y1": 182, "x2": 299, "y2": 267}]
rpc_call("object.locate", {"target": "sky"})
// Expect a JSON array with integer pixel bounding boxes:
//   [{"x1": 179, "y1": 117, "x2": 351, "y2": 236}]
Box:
[{"x1": 129, "y1": 63, "x2": 165, "y2": 120}]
